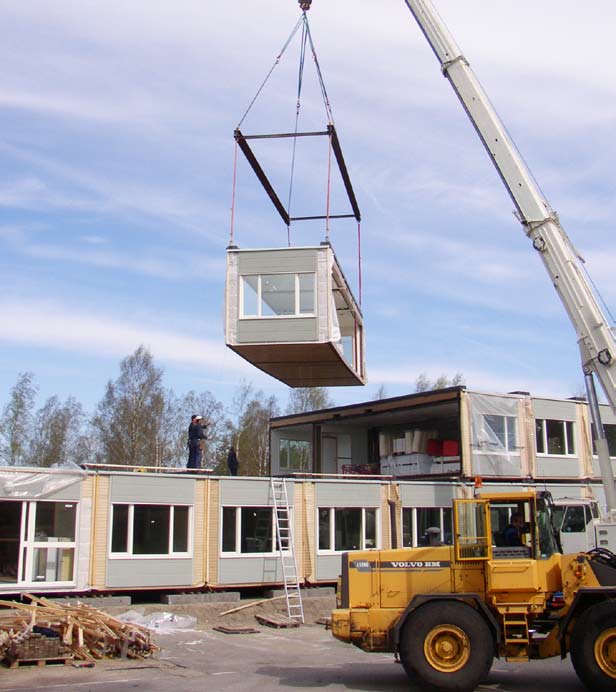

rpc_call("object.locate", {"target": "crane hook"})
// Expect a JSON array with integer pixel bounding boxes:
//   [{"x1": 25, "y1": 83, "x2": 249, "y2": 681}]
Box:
[{"x1": 298, "y1": 1, "x2": 312, "y2": 10}]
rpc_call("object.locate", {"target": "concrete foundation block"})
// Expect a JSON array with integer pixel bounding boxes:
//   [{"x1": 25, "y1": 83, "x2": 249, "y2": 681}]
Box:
[{"x1": 161, "y1": 592, "x2": 241, "y2": 605}]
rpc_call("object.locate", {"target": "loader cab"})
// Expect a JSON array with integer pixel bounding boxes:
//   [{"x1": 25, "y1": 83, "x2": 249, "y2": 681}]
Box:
[{"x1": 454, "y1": 491, "x2": 560, "y2": 562}]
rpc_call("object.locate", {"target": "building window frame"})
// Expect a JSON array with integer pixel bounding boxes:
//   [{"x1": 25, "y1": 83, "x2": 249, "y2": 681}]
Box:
[
  {"x1": 536, "y1": 418, "x2": 576, "y2": 456},
  {"x1": 16, "y1": 500, "x2": 79, "y2": 585},
  {"x1": 109, "y1": 503, "x2": 193, "y2": 559},
  {"x1": 317, "y1": 507, "x2": 379, "y2": 554},
  {"x1": 220, "y1": 506, "x2": 281, "y2": 557},
  {"x1": 240, "y1": 272, "x2": 316, "y2": 319},
  {"x1": 402, "y1": 506, "x2": 453, "y2": 547}
]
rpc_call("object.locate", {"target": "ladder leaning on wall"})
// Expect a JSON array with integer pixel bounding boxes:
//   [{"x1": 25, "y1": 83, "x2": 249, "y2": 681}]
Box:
[{"x1": 270, "y1": 478, "x2": 304, "y2": 623}]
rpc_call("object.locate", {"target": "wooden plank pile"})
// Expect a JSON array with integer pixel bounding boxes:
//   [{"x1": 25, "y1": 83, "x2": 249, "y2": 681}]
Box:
[{"x1": 0, "y1": 593, "x2": 159, "y2": 667}]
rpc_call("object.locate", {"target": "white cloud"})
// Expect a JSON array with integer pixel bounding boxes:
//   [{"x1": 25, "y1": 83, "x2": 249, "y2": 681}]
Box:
[{"x1": 0, "y1": 299, "x2": 248, "y2": 373}]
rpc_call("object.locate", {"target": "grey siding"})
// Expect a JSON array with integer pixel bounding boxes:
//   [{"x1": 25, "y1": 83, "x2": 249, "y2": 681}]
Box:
[
  {"x1": 533, "y1": 399, "x2": 578, "y2": 421},
  {"x1": 106, "y1": 558, "x2": 193, "y2": 588},
  {"x1": 218, "y1": 556, "x2": 285, "y2": 585},
  {"x1": 536, "y1": 457, "x2": 581, "y2": 478},
  {"x1": 316, "y1": 481, "x2": 380, "y2": 507},
  {"x1": 316, "y1": 554, "x2": 344, "y2": 581},
  {"x1": 219, "y1": 479, "x2": 295, "y2": 506},
  {"x1": 238, "y1": 249, "x2": 318, "y2": 274},
  {"x1": 110, "y1": 475, "x2": 195, "y2": 504},
  {"x1": 237, "y1": 318, "x2": 317, "y2": 343},
  {"x1": 399, "y1": 483, "x2": 457, "y2": 507}
]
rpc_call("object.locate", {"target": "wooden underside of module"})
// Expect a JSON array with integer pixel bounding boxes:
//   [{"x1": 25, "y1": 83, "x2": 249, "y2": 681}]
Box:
[{"x1": 229, "y1": 342, "x2": 365, "y2": 388}]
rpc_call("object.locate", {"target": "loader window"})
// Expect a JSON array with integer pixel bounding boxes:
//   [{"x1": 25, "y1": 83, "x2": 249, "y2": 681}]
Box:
[{"x1": 454, "y1": 500, "x2": 491, "y2": 561}]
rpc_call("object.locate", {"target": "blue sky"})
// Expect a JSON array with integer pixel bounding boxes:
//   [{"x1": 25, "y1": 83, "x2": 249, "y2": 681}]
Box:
[{"x1": 1, "y1": 0, "x2": 615, "y2": 414}]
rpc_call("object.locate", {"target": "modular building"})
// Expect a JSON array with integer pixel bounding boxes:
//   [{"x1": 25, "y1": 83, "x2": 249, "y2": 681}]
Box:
[{"x1": 0, "y1": 388, "x2": 614, "y2": 596}]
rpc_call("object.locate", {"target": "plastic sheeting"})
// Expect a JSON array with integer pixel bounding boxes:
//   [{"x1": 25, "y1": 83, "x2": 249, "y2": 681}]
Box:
[
  {"x1": 468, "y1": 392, "x2": 523, "y2": 477},
  {"x1": 116, "y1": 609, "x2": 198, "y2": 633},
  {"x1": 0, "y1": 464, "x2": 86, "y2": 499}
]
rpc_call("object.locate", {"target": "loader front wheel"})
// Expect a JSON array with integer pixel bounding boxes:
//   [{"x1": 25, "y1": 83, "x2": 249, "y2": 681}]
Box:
[
  {"x1": 570, "y1": 600, "x2": 616, "y2": 692},
  {"x1": 399, "y1": 601, "x2": 493, "y2": 692}
]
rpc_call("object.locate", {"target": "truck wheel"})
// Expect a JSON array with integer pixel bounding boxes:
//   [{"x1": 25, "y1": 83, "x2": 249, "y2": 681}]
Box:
[
  {"x1": 399, "y1": 601, "x2": 493, "y2": 692},
  {"x1": 570, "y1": 600, "x2": 616, "y2": 692}
]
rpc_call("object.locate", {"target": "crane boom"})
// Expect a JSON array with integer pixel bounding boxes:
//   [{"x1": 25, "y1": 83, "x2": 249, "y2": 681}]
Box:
[{"x1": 404, "y1": 0, "x2": 616, "y2": 415}]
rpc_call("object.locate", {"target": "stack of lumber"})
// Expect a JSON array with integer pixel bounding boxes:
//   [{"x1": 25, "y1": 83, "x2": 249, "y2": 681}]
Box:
[{"x1": 0, "y1": 593, "x2": 159, "y2": 666}]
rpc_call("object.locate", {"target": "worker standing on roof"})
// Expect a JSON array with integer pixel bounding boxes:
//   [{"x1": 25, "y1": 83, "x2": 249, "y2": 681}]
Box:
[{"x1": 187, "y1": 415, "x2": 207, "y2": 470}]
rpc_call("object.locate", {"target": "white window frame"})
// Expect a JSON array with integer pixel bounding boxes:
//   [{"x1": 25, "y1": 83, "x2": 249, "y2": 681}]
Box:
[
  {"x1": 109, "y1": 503, "x2": 193, "y2": 559},
  {"x1": 18, "y1": 500, "x2": 79, "y2": 586},
  {"x1": 220, "y1": 505, "x2": 281, "y2": 557},
  {"x1": 317, "y1": 507, "x2": 380, "y2": 554},
  {"x1": 402, "y1": 506, "x2": 453, "y2": 547},
  {"x1": 239, "y1": 272, "x2": 316, "y2": 319},
  {"x1": 536, "y1": 418, "x2": 576, "y2": 456}
]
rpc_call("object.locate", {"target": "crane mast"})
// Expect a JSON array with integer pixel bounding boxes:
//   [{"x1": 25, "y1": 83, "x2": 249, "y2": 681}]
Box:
[{"x1": 403, "y1": 0, "x2": 616, "y2": 510}]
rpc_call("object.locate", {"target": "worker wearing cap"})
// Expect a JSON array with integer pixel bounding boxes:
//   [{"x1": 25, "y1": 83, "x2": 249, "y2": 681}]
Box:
[{"x1": 187, "y1": 415, "x2": 207, "y2": 470}]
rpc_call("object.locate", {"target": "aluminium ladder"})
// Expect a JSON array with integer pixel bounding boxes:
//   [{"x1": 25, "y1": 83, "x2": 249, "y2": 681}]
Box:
[{"x1": 270, "y1": 478, "x2": 304, "y2": 623}]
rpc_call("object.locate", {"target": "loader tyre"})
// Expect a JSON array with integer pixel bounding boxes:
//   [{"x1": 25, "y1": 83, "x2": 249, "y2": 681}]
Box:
[
  {"x1": 570, "y1": 599, "x2": 616, "y2": 692},
  {"x1": 399, "y1": 600, "x2": 493, "y2": 692}
]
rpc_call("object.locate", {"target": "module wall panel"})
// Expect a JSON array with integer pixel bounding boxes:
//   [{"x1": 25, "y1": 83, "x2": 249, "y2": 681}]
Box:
[
  {"x1": 238, "y1": 249, "x2": 318, "y2": 274},
  {"x1": 217, "y1": 557, "x2": 284, "y2": 585},
  {"x1": 316, "y1": 481, "x2": 380, "y2": 507},
  {"x1": 110, "y1": 475, "x2": 195, "y2": 504},
  {"x1": 237, "y1": 318, "x2": 317, "y2": 344},
  {"x1": 106, "y1": 559, "x2": 193, "y2": 588},
  {"x1": 398, "y1": 482, "x2": 457, "y2": 507}
]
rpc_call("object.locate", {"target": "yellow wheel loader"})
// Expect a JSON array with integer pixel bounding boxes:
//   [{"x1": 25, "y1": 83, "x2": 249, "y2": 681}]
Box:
[{"x1": 332, "y1": 490, "x2": 616, "y2": 692}]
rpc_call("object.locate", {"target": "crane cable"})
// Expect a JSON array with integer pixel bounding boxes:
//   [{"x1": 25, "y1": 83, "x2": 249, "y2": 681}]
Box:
[
  {"x1": 286, "y1": 18, "x2": 309, "y2": 246},
  {"x1": 230, "y1": 8, "x2": 362, "y2": 305}
]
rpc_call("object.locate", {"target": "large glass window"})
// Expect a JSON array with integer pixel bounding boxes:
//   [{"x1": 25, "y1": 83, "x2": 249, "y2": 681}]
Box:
[
  {"x1": 279, "y1": 439, "x2": 311, "y2": 471},
  {"x1": 318, "y1": 508, "x2": 378, "y2": 552},
  {"x1": 221, "y1": 507, "x2": 275, "y2": 554},
  {"x1": 110, "y1": 504, "x2": 191, "y2": 557},
  {"x1": 16, "y1": 501, "x2": 78, "y2": 584},
  {"x1": 402, "y1": 507, "x2": 453, "y2": 547},
  {"x1": 241, "y1": 273, "x2": 316, "y2": 318},
  {"x1": 536, "y1": 419, "x2": 576, "y2": 455}
]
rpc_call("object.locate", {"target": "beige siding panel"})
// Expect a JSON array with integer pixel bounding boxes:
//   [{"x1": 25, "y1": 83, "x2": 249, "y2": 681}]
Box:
[
  {"x1": 193, "y1": 479, "x2": 206, "y2": 585},
  {"x1": 577, "y1": 403, "x2": 593, "y2": 478},
  {"x1": 380, "y1": 485, "x2": 391, "y2": 550},
  {"x1": 207, "y1": 480, "x2": 219, "y2": 586},
  {"x1": 238, "y1": 249, "x2": 318, "y2": 274},
  {"x1": 302, "y1": 483, "x2": 316, "y2": 582},
  {"x1": 521, "y1": 397, "x2": 536, "y2": 477},
  {"x1": 459, "y1": 392, "x2": 472, "y2": 476},
  {"x1": 92, "y1": 475, "x2": 110, "y2": 588}
]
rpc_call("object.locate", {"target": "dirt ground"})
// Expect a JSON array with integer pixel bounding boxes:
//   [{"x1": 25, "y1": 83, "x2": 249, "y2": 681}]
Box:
[{"x1": 104, "y1": 592, "x2": 335, "y2": 629}]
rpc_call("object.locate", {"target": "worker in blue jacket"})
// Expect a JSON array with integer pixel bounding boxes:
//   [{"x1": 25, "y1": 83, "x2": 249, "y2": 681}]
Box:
[{"x1": 187, "y1": 415, "x2": 207, "y2": 470}]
